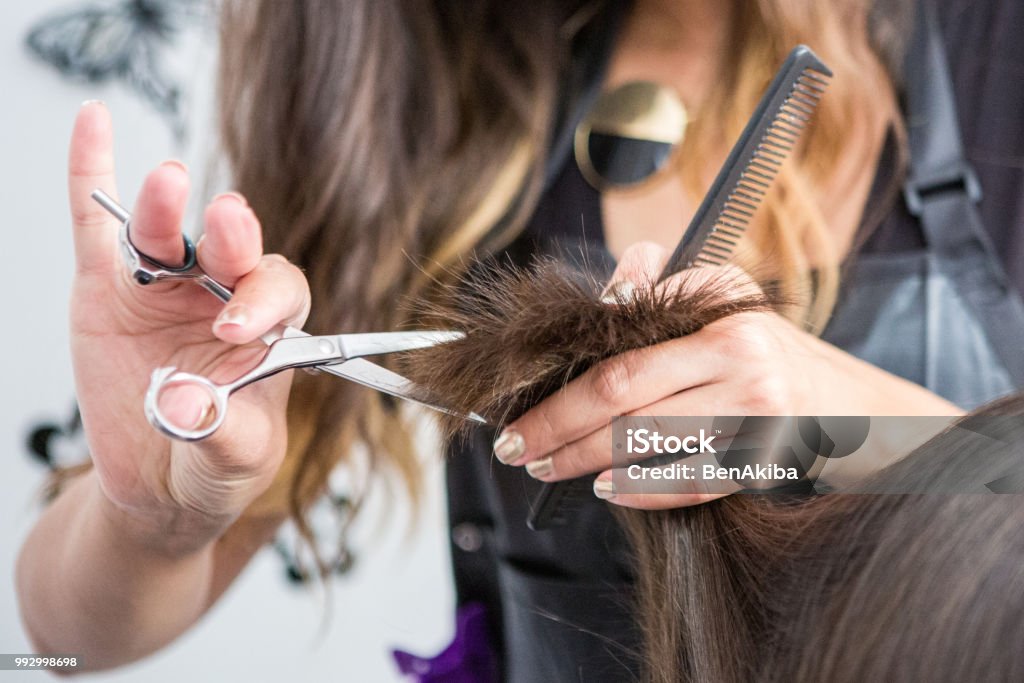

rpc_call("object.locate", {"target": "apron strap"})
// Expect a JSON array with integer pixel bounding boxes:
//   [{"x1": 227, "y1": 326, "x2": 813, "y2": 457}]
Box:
[{"x1": 902, "y1": 0, "x2": 1024, "y2": 385}]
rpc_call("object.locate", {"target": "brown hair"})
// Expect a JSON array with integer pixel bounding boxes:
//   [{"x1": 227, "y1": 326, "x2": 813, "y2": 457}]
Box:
[
  {"x1": 211, "y1": 0, "x2": 900, "y2": 551},
  {"x1": 216, "y1": 0, "x2": 570, "y2": 528},
  {"x1": 398, "y1": 261, "x2": 1024, "y2": 682},
  {"x1": 399, "y1": 259, "x2": 777, "y2": 430},
  {"x1": 621, "y1": 397, "x2": 1024, "y2": 683}
]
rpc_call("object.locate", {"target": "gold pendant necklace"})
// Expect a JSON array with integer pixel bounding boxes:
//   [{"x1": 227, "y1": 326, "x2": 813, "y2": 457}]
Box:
[{"x1": 574, "y1": 80, "x2": 688, "y2": 191}]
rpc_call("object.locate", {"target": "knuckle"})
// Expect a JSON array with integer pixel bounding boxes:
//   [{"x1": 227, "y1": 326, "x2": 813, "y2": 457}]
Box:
[
  {"x1": 617, "y1": 241, "x2": 666, "y2": 280},
  {"x1": 711, "y1": 317, "x2": 770, "y2": 360},
  {"x1": 591, "y1": 356, "x2": 636, "y2": 406},
  {"x1": 621, "y1": 240, "x2": 665, "y2": 263},
  {"x1": 742, "y1": 374, "x2": 787, "y2": 414},
  {"x1": 532, "y1": 406, "x2": 560, "y2": 447}
]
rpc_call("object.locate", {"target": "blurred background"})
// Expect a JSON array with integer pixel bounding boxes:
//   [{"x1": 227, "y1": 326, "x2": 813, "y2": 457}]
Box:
[{"x1": 0, "y1": 1, "x2": 452, "y2": 680}]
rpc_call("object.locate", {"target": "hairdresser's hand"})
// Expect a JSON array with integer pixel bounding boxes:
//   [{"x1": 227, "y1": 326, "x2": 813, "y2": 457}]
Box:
[
  {"x1": 492, "y1": 241, "x2": 963, "y2": 510},
  {"x1": 68, "y1": 102, "x2": 309, "y2": 551}
]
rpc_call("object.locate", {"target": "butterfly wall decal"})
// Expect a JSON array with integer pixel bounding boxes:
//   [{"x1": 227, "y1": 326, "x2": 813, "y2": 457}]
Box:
[{"x1": 25, "y1": 0, "x2": 208, "y2": 141}]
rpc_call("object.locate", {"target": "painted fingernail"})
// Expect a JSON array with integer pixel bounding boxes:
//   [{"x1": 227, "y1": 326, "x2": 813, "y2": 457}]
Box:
[
  {"x1": 81, "y1": 99, "x2": 106, "y2": 108},
  {"x1": 593, "y1": 479, "x2": 616, "y2": 500},
  {"x1": 525, "y1": 456, "x2": 553, "y2": 479},
  {"x1": 189, "y1": 401, "x2": 214, "y2": 430},
  {"x1": 161, "y1": 159, "x2": 189, "y2": 173},
  {"x1": 600, "y1": 281, "x2": 635, "y2": 304},
  {"x1": 214, "y1": 304, "x2": 249, "y2": 331},
  {"x1": 213, "y1": 191, "x2": 248, "y2": 206},
  {"x1": 493, "y1": 430, "x2": 525, "y2": 464}
]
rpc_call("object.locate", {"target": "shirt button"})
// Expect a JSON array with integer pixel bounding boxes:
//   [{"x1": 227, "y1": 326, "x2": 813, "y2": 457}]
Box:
[{"x1": 451, "y1": 522, "x2": 484, "y2": 552}]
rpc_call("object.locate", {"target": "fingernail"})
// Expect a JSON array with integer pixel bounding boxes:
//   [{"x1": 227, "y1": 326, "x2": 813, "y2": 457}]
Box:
[
  {"x1": 493, "y1": 430, "x2": 525, "y2": 464},
  {"x1": 161, "y1": 159, "x2": 189, "y2": 173},
  {"x1": 600, "y1": 281, "x2": 635, "y2": 304},
  {"x1": 214, "y1": 304, "x2": 249, "y2": 331},
  {"x1": 81, "y1": 99, "x2": 106, "y2": 108},
  {"x1": 213, "y1": 191, "x2": 248, "y2": 206},
  {"x1": 189, "y1": 401, "x2": 214, "y2": 430},
  {"x1": 525, "y1": 456, "x2": 553, "y2": 479},
  {"x1": 593, "y1": 479, "x2": 616, "y2": 500}
]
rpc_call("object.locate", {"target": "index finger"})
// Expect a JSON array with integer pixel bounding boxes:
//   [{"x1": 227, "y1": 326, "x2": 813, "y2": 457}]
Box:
[
  {"x1": 494, "y1": 336, "x2": 725, "y2": 465},
  {"x1": 68, "y1": 100, "x2": 119, "y2": 274}
]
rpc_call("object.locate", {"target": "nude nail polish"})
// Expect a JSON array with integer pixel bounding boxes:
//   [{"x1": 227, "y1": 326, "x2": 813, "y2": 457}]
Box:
[
  {"x1": 493, "y1": 430, "x2": 525, "y2": 464},
  {"x1": 593, "y1": 479, "x2": 616, "y2": 500},
  {"x1": 214, "y1": 304, "x2": 249, "y2": 330},
  {"x1": 600, "y1": 281, "x2": 636, "y2": 304},
  {"x1": 525, "y1": 457, "x2": 553, "y2": 479}
]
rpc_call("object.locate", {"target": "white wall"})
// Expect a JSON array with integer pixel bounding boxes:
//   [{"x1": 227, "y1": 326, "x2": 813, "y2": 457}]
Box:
[{"x1": 0, "y1": 2, "x2": 453, "y2": 681}]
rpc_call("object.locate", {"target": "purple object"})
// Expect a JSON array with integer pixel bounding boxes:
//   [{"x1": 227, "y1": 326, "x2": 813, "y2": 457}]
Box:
[{"x1": 392, "y1": 602, "x2": 497, "y2": 683}]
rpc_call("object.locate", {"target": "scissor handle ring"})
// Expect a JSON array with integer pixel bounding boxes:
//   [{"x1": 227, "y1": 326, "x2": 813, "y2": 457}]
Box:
[
  {"x1": 144, "y1": 367, "x2": 228, "y2": 442},
  {"x1": 126, "y1": 219, "x2": 198, "y2": 272}
]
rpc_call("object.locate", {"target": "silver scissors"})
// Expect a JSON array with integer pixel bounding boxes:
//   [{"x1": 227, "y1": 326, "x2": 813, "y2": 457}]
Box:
[{"x1": 91, "y1": 189, "x2": 485, "y2": 442}]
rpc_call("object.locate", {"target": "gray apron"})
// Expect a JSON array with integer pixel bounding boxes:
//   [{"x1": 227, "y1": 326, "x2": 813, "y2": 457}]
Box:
[{"x1": 822, "y1": 2, "x2": 1024, "y2": 408}]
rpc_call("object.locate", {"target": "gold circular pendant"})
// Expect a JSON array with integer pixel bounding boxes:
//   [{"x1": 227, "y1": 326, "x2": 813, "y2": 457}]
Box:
[{"x1": 574, "y1": 80, "x2": 688, "y2": 191}]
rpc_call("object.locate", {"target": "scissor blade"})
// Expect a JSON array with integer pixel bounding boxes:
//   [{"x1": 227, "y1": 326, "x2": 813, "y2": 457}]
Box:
[
  {"x1": 335, "y1": 330, "x2": 465, "y2": 359},
  {"x1": 320, "y1": 357, "x2": 487, "y2": 424}
]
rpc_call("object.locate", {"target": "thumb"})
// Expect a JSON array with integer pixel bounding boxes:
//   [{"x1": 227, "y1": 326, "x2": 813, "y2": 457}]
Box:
[{"x1": 600, "y1": 241, "x2": 669, "y2": 303}]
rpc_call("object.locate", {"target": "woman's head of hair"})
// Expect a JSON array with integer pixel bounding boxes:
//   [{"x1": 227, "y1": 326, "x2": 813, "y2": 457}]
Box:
[{"x1": 211, "y1": 0, "x2": 902, "y2": 568}]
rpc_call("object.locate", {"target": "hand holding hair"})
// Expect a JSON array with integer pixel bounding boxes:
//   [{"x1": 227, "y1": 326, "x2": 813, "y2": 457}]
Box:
[
  {"x1": 401, "y1": 240, "x2": 963, "y2": 511},
  {"x1": 401, "y1": 241, "x2": 1024, "y2": 683}
]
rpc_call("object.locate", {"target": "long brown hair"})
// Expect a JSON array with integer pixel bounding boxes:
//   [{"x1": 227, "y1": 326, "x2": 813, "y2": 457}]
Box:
[
  {"x1": 214, "y1": 0, "x2": 902, "y2": 547},
  {"x1": 398, "y1": 260, "x2": 1024, "y2": 682},
  {"x1": 621, "y1": 396, "x2": 1024, "y2": 683},
  {"x1": 217, "y1": 0, "x2": 572, "y2": 527}
]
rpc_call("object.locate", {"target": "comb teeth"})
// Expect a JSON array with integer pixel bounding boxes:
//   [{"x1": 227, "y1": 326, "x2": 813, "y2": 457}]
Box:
[
  {"x1": 658, "y1": 46, "x2": 832, "y2": 278},
  {"x1": 695, "y1": 64, "x2": 832, "y2": 267}
]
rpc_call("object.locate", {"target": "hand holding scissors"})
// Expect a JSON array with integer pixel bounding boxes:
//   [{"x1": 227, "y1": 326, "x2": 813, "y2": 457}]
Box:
[{"x1": 92, "y1": 189, "x2": 482, "y2": 442}]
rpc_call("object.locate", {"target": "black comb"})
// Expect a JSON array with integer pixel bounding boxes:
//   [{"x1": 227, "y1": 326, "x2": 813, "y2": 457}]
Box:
[
  {"x1": 658, "y1": 44, "x2": 832, "y2": 277},
  {"x1": 527, "y1": 45, "x2": 832, "y2": 532}
]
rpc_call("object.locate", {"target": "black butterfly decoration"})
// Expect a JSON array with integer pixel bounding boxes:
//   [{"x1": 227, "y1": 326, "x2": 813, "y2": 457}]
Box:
[
  {"x1": 26, "y1": 403, "x2": 89, "y2": 472},
  {"x1": 25, "y1": 0, "x2": 209, "y2": 141},
  {"x1": 273, "y1": 492, "x2": 360, "y2": 584}
]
